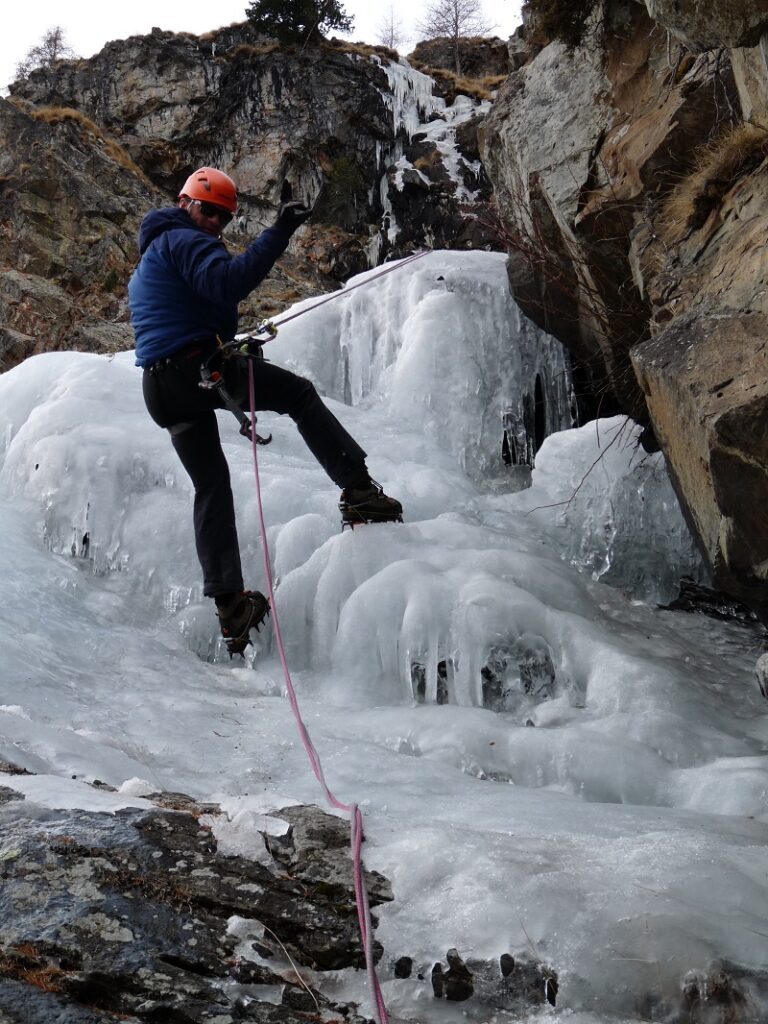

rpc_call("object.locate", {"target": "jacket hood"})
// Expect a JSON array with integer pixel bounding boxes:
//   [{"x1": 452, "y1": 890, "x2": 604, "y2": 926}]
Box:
[{"x1": 137, "y1": 207, "x2": 199, "y2": 254}]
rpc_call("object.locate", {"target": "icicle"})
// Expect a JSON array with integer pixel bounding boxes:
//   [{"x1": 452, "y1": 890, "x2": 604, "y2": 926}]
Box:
[{"x1": 370, "y1": 60, "x2": 492, "y2": 258}]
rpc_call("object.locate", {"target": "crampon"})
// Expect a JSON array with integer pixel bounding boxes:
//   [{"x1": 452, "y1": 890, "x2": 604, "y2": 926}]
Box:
[
  {"x1": 217, "y1": 590, "x2": 271, "y2": 657},
  {"x1": 339, "y1": 483, "x2": 403, "y2": 531}
]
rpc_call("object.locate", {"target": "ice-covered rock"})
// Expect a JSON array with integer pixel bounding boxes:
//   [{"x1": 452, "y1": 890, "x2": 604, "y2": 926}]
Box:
[
  {"x1": 501, "y1": 416, "x2": 706, "y2": 603},
  {"x1": 1, "y1": 250, "x2": 766, "y2": 1024},
  {"x1": 274, "y1": 250, "x2": 575, "y2": 480}
]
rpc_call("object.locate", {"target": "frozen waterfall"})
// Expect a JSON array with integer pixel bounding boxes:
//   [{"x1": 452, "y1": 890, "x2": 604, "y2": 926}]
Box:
[{"x1": 0, "y1": 251, "x2": 764, "y2": 1024}]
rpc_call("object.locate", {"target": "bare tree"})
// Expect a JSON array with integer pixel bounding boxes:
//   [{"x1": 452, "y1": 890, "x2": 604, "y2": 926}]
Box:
[
  {"x1": 376, "y1": 4, "x2": 408, "y2": 51},
  {"x1": 416, "y1": 0, "x2": 493, "y2": 74},
  {"x1": 16, "y1": 26, "x2": 78, "y2": 80}
]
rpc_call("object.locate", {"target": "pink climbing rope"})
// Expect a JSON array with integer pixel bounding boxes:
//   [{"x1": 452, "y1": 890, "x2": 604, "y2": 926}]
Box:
[{"x1": 247, "y1": 362, "x2": 389, "y2": 1024}]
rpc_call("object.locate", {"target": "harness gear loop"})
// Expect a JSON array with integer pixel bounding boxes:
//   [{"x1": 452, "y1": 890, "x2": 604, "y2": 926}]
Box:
[{"x1": 198, "y1": 353, "x2": 272, "y2": 445}]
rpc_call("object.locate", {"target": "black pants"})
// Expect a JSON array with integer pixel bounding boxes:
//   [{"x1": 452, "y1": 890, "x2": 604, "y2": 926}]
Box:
[{"x1": 142, "y1": 345, "x2": 366, "y2": 596}]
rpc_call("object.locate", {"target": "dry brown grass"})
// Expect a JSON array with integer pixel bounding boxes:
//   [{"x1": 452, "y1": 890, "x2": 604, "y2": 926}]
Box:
[
  {"x1": 100, "y1": 865, "x2": 195, "y2": 910},
  {"x1": 428, "y1": 67, "x2": 506, "y2": 101},
  {"x1": 212, "y1": 37, "x2": 395, "y2": 60},
  {"x1": 659, "y1": 122, "x2": 768, "y2": 243},
  {"x1": 227, "y1": 42, "x2": 280, "y2": 58},
  {"x1": 29, "y1": 106, "x2": 151, "y2": 185},
  {"x1": 198, "y1": 20, "x2": 248, "y2": 41},
  {"x1": 413, "y1": 151, "x2": 442, "y2": 172},
  {"x1": 326, "y1": 38, "x2": 399, "y2": 61},
  {"x1": 469, "y1": 72, "x2": 507, "y2": 93},
  {"x1": 0, "y1": 945, "x2": 66, "y2": 994}
]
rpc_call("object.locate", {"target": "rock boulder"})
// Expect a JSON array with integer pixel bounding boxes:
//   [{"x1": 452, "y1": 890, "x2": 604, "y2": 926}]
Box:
[
  {"x1": 0, "y1": 787, "x2": 386, "y2": 1022},
  {"x1": 642, "y1": 0, "x2": 768, "y2": 50}
]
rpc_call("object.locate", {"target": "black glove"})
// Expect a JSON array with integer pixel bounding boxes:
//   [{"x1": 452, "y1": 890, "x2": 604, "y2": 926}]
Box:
[{"x1": 275, "y1": 200, "x2": 312, "y2": 233}]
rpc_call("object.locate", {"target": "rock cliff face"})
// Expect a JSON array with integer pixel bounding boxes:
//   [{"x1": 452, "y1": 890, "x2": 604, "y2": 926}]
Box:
[
  {"x1": 410, "y1": 35, "x2": 510, "y2": 77},
  {"x1": 0, "y1": 768, "x2": 557, "y2": 1022},
  {"x1": 12, "y1": 29, "x2": 395, "y2": 259},
  {"x1": 0, "y1": 782, "x2": 387, "y2": 1022},
  {"x1": 0, "y1": 100, "x2": 155, "y2": 367},
  {"x1": 480, "y1": 0, "x2": 768, "y2": 611},
  {"x1": 2, "y1": 25, "x2": 495, "y2": 373},
  {"x1": 642, "y1": 0, "x2": 768, "y2": 50}
]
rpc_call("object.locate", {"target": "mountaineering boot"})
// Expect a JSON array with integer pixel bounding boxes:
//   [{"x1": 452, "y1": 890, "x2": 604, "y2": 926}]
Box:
[
  {"x1": 339, "y1": 479, "x2": 403, "y2": 528},
  {"x1": 215, "y1": 590, "x2": 270, "y2": 657}
]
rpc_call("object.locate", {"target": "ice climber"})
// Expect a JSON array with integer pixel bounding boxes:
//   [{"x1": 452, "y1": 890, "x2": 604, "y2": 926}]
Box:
[{"x1": 128, "y1": 167, "x2": 402, "y2": 654}]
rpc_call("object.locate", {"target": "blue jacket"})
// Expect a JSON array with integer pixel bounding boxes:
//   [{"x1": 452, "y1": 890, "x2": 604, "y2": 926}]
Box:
[{"x1": 129, "y1": 208, "x2": 291, "y2": 367}]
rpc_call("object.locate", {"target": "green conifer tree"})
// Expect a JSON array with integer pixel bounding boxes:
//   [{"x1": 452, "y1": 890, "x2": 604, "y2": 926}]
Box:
[{"x1": 245, "y1": 0, "x2": 354, "y2": 43}]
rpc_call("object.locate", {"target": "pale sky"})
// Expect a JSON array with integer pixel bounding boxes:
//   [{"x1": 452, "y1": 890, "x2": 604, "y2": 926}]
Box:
[{"x1": 3, "y1": 1, "x2": 523, "y2": 91}]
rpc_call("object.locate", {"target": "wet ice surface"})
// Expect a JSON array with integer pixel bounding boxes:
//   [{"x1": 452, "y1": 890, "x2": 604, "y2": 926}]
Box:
[{"x1": 0, "y1": 252, "x2": 766, "y2": 1023}]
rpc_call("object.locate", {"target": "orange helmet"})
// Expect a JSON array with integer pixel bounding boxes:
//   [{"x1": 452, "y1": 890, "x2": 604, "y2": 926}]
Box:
[{"x1": 178, "y1": 167, "x2": 237, "y2": 214}]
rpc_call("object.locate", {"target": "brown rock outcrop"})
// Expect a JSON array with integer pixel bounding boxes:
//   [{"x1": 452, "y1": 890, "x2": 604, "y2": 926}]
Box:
[
  {"x1": 731, "y1": 41, "x2": 768, "y2": 123},
  {"x1": 0, "y1": 97, "x2": 155, "y2": 368},
  {"x1": 12, "y1": 27, "x2": 491, "y2": 277},
  {"x1": 630, "y1": 122, "x2": 768, "y2": 606},
  {"x1": 480, "y1": 1, "x2": 743, "y2": 416},
  {"x1": 633, "y1": 313, "x2": 768, "y2": 606},
  {"x1": 480, "y1": 0, "x2": 768, "y2": 609},
  {"x1": 642, "y1": 0, "x2": 768, "y2": 51},
  {"x1": 2, "y1": 27, "x2": 494, "y2": 372},
  {"x1": 410, "y1": 35, "x2": 511, "y2": 77}
]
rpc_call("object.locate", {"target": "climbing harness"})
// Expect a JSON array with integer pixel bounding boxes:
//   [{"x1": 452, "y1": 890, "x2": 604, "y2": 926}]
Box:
[
  {"x1": 246, "y1": 359, "x2": 389, "y2": 1024},
  {"x1": 204, "y1": 246, "x2": 434, "y2": 487},
  {"x1": 198, "y1": 327, "x2": 276, "y2": 444}
]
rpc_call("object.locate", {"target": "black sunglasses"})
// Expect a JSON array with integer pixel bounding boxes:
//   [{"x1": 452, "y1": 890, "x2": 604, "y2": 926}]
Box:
[{"x1": 193, "y1": 200, "x2": 233, "y2": 225}]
